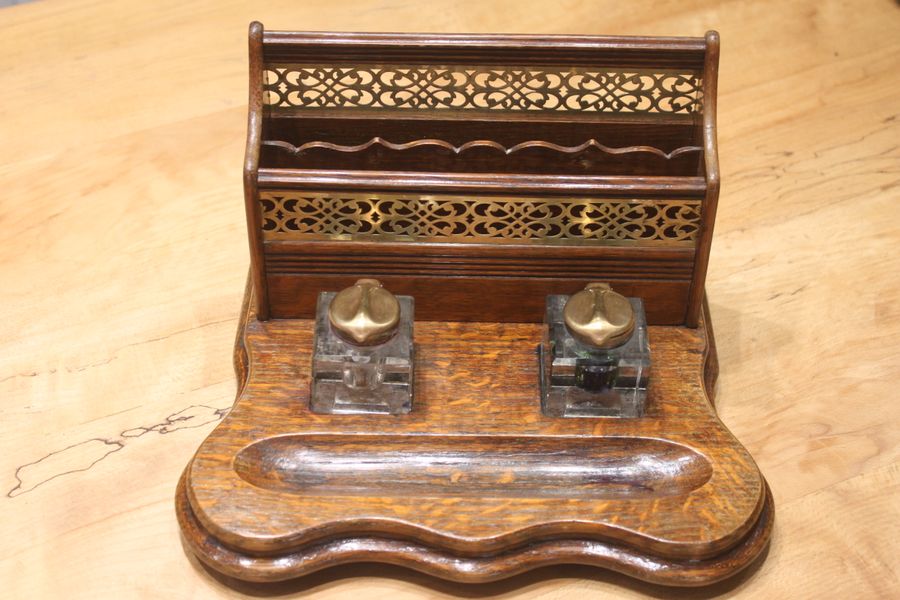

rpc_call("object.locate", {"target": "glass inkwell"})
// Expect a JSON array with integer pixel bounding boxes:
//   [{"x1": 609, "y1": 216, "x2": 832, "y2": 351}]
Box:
[
  {"x1": 310, "y1": 279, "x2": 414, "y2": 415},
  {"x1": 540, "y1": 283, "x2": 650, "y2": 417}
]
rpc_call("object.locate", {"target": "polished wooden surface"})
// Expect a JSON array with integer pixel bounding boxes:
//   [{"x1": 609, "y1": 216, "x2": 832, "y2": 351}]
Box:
[
  {"x1": 178, "y1": 288, "x2": 770, "y2": 584},
  {"x1": 1, "y1": 0, "x2": 898, "y2": 598}
]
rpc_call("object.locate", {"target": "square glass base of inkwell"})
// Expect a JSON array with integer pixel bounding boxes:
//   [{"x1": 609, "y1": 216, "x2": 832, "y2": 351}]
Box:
[
  {"x1": 310, "y1": 292, "x2": 414, "y2": 415},
  {"x1": 540, "y1": 295, "x2": 650, "y2": 418}
]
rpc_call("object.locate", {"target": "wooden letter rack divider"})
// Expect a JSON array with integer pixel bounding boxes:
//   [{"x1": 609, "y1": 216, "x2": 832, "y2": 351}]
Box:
[{"x1": 177, "y1": 23, "x2": 774, "y2": 587}]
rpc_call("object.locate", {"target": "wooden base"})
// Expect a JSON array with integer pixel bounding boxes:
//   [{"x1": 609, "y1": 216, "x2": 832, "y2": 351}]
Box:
[{"x1": 176, "y1": 282, "x2": 773, "y2": 586}]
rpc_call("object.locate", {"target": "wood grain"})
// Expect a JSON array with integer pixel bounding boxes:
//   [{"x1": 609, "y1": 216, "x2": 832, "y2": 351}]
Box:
[
  {"x1": 178, "y1": 285, "x2": 771, "y2": 584},
  {"x1": 1, "y1": 0, "x2": 898, "y2": 598}
]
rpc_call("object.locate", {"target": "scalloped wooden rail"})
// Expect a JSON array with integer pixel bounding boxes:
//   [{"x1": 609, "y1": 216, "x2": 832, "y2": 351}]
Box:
[{"x1": 262, "y1": 137, "x2": 703, "y2": 160}]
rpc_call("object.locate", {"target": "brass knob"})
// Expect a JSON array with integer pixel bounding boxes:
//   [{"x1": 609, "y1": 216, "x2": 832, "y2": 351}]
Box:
[
  {"x1": 328, "y1": 279, "x2": 401, "y2": 346},
  {"x1": 563, "y1": 283, "x2": 635, "y2": 349}
]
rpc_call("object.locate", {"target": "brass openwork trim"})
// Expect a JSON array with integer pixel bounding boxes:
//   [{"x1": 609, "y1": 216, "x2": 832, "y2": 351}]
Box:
[
  {"x1": 259, "y1": 191, "x2": 701, "y2": 246},
  {"x1": 263, "y1": 65, "x2": 703, "y2": 114}
]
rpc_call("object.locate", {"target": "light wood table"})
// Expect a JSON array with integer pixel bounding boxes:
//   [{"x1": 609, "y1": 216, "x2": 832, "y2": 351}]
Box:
[{"x1": 1, "y1": 0, "x2": 898, "y2": 597}]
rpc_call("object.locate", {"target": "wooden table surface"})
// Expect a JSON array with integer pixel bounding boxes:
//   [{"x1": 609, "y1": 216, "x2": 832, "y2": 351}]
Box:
[{"x1": 1, "y1": 0, "x2": 898, "y2": 598}]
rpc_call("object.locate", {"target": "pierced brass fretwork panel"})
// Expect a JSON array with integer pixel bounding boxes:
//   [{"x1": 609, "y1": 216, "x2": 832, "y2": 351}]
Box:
[
  {"x1": 259, "y1": 192, "x2": 701, "y2": 246},
  {"x1": 263, "y1": 66, "x2": 703, "y2": 114}
]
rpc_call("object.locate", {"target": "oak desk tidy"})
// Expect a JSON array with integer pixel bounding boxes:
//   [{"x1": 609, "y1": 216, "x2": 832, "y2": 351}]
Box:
[{"x1": 176, "y1": 22, "x2": 773, "y2": 587}]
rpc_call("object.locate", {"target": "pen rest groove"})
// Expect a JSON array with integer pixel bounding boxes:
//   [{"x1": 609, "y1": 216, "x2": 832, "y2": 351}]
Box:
[{"x1": 234, "y1": 434, "x2": 713, "y2": 499}]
